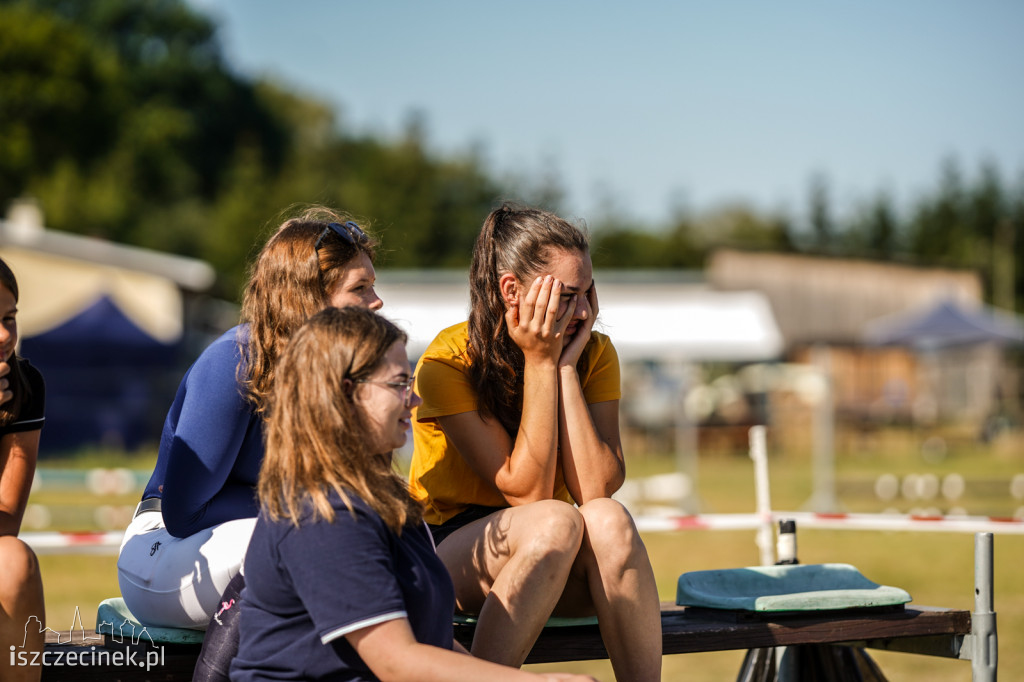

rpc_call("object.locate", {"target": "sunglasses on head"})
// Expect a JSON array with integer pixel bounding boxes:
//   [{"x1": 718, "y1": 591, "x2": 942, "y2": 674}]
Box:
[{"x1": 314, "y1": 221, "x2": 369, "y2": 251}]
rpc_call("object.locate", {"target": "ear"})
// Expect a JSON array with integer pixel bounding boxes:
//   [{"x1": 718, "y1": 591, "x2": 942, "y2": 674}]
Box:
[
  {"x1": 499, "y1": 273, "x2": 518, "y2": 306},
  {"x1": 342, "y1": 377, "x2": 355, "y2": 398}
]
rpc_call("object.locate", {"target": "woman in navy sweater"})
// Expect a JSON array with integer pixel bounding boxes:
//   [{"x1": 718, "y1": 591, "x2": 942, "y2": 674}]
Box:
[{"x1": 118, "y1": 208, "x2": 383, "y2": 629}]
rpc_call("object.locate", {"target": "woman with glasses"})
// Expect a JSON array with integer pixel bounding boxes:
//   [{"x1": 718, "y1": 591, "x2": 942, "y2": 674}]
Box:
[
  {"x1": 233, "y1": 306, "x2": 596, "y2": 682},
  {"x1": 408, "y1": 203, "x2": 661, "y2": 681},
  {"x1": 118, "y1": 207, "x2": 383, "y2": 633}
]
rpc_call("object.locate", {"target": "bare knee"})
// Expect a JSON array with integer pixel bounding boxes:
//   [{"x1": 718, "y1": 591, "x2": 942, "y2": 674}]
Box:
[
  {"x1": 578, "y1": 498, "x2": 644, "y2": 565},
  {"x1": 0, "y1": 536, "x2": 43, "y2": 620},
  {"x1": 518, "y1": 500, "x2": 584, "y2": 558},
  {"x1": 0, "y1": 536, "x2": 40, "y2": 588}
]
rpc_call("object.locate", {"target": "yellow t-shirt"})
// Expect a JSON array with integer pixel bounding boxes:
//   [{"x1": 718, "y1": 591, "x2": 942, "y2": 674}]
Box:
[{"x1": 409, "y1": 321, "x2": 621, "y2": 525}]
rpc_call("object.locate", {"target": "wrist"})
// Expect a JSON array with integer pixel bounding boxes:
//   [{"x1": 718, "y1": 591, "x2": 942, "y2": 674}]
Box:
[{"x1": 524, "y1": 355, "x2": 559, "y2": 372}]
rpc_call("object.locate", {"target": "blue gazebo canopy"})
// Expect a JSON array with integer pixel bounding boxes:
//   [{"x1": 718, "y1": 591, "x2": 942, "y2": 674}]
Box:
[
  {"x1": 20, "y1": 295, "x2": 181, "y2": 453},
  {"x1": 864, "y1": 299, "x2": 1024, "y2": 350}
]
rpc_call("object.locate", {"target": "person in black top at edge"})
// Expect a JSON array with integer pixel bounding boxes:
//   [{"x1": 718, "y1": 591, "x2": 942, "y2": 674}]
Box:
[{"x1": 0, "y1": 257, "x2": 46, "y2": 682}]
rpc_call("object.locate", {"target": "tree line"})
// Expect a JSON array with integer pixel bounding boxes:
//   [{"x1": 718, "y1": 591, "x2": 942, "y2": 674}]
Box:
[{"x1": 2, "y1": 0, "x2": 1022, "y2": 308}]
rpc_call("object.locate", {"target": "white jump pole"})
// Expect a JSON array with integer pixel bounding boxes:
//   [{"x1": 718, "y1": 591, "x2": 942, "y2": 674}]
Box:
[{"x1": 749, "y1": 425, "x2": 775, "y2": 566}]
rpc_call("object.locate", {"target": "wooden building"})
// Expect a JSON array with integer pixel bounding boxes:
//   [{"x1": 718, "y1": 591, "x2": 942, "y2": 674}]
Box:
[{"x1": 706, "y1": 249, "x2": 1013, "y2": 439}]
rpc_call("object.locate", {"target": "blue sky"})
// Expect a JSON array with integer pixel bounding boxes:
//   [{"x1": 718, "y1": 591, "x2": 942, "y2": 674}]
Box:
[{"x1": 191, "y1": 0, "x2": 1024, "y2": 227}]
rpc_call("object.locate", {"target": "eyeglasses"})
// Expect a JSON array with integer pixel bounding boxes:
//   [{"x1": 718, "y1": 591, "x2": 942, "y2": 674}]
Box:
[
  {"x1": 357, "y1": 376, "x2": 415, "y2": 403},
  {"x1": 314, "y1": 221, "x2": 369, "y2": 251}
]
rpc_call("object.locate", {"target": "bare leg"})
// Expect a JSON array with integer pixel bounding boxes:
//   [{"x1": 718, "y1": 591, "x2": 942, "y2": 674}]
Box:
[
  {"x1": 436, "y1": 500, "x2": 583, "y2": 666},
  {"x1": 556, "y1": 498, "x2": 662, "y2": 682},
  {"x1": 0, "y1": 536, "x2": 45, "y2": 682}
]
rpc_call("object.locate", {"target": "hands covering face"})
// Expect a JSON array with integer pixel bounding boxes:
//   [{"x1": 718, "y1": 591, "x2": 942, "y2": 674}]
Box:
[
  {"x1": 559, "y1": 280, "x2": 598, "y2": 369},
  {"x1": 505, "y1": 275, "x2": 598, "y2": 369}
]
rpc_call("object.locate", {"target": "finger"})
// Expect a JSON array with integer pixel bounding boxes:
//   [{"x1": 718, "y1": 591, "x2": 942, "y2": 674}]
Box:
[
  {"x1": 0, "y1": 362, "x2": 9, "y2": 378},
  {"x1": 553, "y1": 292, "x2": 575, "y2": 339},
  {"x1": 588, "y1": 281, "x2": 599, "y2": 318},
  {"x1": 0, "y1": 390, "x2": 11, "y2": 406},
  {"x1": 559, "y1": 292, "x2": 578, "y2": 325},
  {"x1": 543, "y1": 279, "x2": 563, "y2": 321},
  {"x1": 549, "y1": 285, "x2": 575, "y2": 343},
  {"x1": 504, "y1": 302, "x2": 520, "y2": 330},
  {"x1": 532, "y1": 276, "x2": 556, "y2": 325},
  {"x1": 520, "y1": 276, "x2": 543, "y2": 321}
]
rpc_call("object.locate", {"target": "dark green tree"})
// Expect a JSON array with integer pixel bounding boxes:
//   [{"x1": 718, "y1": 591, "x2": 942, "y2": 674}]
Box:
[
  {"x1": 908, "y1": 157, "x2": 972, "y2": 265},
  {"x1": 0, "y1": 0, "x2": 511, "y2": 296},
  {"x1": 0, "y1": 0, "x2": 289, "y2": 262},
  {"x1": 808, "y1": 171, "x2": 833, "y2": 253},
  {"x1": 0, "y1": 4, "x2": 122, "y2": 202},
  {"x1": 842, "y1": 190, "x2": 899, "y2": 260}
]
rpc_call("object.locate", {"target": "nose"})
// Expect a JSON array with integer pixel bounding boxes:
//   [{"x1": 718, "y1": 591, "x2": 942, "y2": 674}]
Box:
[
  {"x1": 572, "y1": 294, "x2": 587, "y2": 320},
  {"x1": 369, "y1": 292, "x2": 384, "y2": 311},
  {"x1": 407, "y1": 389, "x2": 423, "y2": 409}
]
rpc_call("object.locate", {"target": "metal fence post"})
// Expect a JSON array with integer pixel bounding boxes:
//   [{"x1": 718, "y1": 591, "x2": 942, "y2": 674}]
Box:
[{"x1": 971, "y1": 532, "x2": 997, "y2": 681}]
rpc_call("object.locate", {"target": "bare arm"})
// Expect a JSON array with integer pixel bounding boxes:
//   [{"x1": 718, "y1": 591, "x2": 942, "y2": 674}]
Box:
[
  {"x1": 557, "y1": 390, "x2": 625, "y2": 503},
  {"x1": 556, "y1": 283, "x2": 625, "y2": 503},
  {"x1": 0, "y1": 430, "x2": 40, "y2": 536},
  {"x1": 347, "y1": 618, "x2": 597, "y2": 682},
  {"x1": 437, "y1": 276, "x2": 571, "y2": 505}
]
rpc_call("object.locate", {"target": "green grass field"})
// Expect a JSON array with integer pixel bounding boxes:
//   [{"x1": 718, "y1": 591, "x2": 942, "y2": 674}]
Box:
[{"x1": 33, "y1": 427, "x2": 1024, "y2": 681}]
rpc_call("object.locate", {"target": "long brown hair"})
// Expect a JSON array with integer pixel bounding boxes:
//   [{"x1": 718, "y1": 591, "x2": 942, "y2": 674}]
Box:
[
  {"x1": 260, "y1": 306, "x2": 421, "y2": 532},
  {"x1": 0, "y1": 258, "x2": 31, "y2": 427},
  {"x1": 239, "y1": 206, "x2": 377, "y2": 415},
  {"x1": 467, "y1": 202, "x2": 590, "y2": 435}
]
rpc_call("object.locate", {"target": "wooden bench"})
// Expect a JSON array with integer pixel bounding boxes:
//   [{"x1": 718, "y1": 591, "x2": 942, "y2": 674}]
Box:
[
  {"x1": 35, "y1": 602, "x2": 975, "y2": 681},
  {"x1": 36, "y1": 533, "x2": 996, "y2": 681},
  {"x1": 459, "y1": 602, "x2": 978, "y2": 665}
]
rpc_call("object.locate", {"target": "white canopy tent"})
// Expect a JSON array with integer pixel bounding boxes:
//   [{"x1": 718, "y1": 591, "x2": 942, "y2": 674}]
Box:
[
  {"x1": 375, "y1": 271, "x2": 783, "y2": 363},
  {"x1": 594, "y1": 288, "x2": 783, "y2": 362}
]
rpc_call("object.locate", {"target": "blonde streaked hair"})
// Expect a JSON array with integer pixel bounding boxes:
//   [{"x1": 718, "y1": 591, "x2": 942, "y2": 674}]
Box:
[
  {"x1": 259, "y1": 306, "x2": 422, "y2": 532},
  {"x1": 239, "y1": 205, "x2": 377, "y2": 415}
]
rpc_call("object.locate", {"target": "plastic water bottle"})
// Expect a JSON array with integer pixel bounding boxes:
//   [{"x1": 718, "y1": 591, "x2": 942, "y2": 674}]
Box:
[{"x1": 776, "y1": 519, "x2": 799, "y2": 565}]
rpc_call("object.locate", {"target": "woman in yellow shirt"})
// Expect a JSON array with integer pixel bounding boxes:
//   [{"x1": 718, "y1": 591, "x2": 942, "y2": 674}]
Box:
[{"x1": 409, "y1": 203, "x2": 661, "y2": 681}]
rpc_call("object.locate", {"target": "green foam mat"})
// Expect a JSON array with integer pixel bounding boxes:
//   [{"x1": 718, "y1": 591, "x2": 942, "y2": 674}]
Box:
[
  {"x1": 677, "y1": 563, "x2": 912, "y2": 612},
  {"x1": 96, "y1": 597, "x2": 205, "y2": 645}
]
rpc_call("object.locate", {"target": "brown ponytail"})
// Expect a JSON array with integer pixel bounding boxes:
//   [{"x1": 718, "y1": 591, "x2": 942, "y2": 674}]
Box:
[{"x1": 466, "y1": 202, "x2": 590, "y2": 435}]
